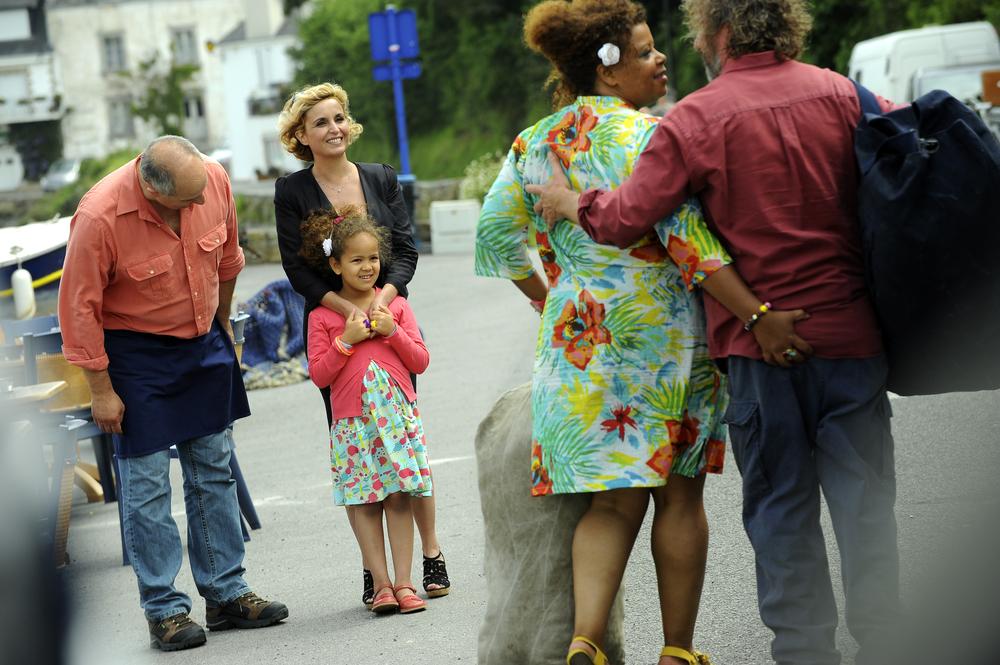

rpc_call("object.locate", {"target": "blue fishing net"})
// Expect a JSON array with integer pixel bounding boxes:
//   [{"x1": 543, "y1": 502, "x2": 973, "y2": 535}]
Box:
[{"x1": 240, "y1": 279, "x2": 305, "y2": 369}]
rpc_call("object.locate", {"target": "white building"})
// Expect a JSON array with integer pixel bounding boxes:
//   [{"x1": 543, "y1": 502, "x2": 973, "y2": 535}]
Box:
[
  {"x1": 215, "y1": 0, "x2": 301, "y2": 181},
  {"x1": 46, "y1": 0, "x2": 246, "y2": 160},
  {"x1": 0, "y1": 0, "x2": 63, "y2": 185}
]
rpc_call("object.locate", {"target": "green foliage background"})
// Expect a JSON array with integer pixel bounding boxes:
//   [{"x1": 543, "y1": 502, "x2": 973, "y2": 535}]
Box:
[
  {"x1": 27, "y1": 147, "x2": 138, "y2": 221},
  {"x1": 125, "y1": 53, "x2": 199, "y2": 137},
  {"x1": 291, "y1": 0, "x2": 1000, "y2": 179}
]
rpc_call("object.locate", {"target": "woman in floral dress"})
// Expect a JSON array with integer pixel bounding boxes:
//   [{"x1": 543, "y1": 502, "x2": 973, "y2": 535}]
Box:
[{"x1": 475, "y1": 1, "x2": 743, "y2": 663}]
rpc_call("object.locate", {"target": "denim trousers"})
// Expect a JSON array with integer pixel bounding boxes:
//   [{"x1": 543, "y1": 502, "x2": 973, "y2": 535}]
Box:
[
  {"x1": 118, "y1": 428, "x2": 250, "y2": 621},
  {"x1": 725, "y1": 356, "x2": 900, "y2": 665}
]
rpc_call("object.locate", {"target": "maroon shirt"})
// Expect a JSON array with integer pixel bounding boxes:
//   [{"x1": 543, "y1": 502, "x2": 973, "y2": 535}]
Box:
[{"x1": 579, "y1": 52, "x2": 895, "y2": 361}]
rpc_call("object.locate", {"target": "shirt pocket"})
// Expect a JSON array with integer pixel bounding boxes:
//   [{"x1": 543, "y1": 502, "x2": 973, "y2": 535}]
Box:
[
  {"x1": 125, "y1": 253, "x2": 174, "y2": 299},
  {"x1": 197, "y1": 222, "x2": 227, "y2": 268}
]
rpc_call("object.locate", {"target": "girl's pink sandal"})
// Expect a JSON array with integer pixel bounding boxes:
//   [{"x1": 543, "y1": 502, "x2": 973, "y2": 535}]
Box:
[
  {"x1": 393, "y1": 583, "x2": 427, "y2": 614},
  {"x1": 370, "y1": 586, "x2": 399, "y2": 614}
]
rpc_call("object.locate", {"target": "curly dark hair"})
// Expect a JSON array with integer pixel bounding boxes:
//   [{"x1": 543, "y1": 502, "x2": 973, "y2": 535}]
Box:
[
  {"x1": 298, "y1": 205, "x2": 392, "y2": 276},
  {"x1": 683, "y1": 0, "x2": 812, "y2": 61},
  {"x1": 523, "y1": 0, "x2": 647, "y2": 108}
]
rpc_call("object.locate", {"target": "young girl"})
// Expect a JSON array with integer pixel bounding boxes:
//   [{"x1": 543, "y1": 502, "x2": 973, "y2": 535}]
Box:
[{"x1": 301, "y1": 206, "x2": 432, "y2": 615}]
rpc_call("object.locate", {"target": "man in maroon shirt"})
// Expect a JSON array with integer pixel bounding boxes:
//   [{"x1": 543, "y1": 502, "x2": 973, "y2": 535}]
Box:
[{"x1": 528, "y1": 1, "x2": 899, "y2": 664}]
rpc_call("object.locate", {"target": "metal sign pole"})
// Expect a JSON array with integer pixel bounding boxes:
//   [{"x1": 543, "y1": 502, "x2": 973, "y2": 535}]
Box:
[
  {"x1": 386, "y1": 5, "x2": 412, "y2": 178},
  {"x1": 370, "y1": 5, "x2": 421, "y2": 247}
]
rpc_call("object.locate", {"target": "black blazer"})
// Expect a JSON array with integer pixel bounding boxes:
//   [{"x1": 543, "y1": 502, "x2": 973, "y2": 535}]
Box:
[{"x1": 274, "y1": 162, "x2": 418, "y2": 312}]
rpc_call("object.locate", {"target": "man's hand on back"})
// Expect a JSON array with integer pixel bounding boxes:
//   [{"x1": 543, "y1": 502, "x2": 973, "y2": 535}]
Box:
[{"x1": 525, "y1": 152, "x2": 581, "y2": 229}]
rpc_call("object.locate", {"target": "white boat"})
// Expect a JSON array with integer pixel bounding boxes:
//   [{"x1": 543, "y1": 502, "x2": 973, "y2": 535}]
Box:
[{"x1": 0, "y1": 216, "x2": 71, "y2": 299}]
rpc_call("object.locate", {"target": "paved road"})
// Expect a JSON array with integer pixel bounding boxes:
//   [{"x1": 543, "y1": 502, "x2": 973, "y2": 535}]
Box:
[{"x1": 60, "y1": 256, "x2": 1000, "y2": 665}]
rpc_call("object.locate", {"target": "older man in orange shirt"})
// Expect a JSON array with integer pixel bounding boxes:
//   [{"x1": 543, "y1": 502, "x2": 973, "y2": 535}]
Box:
[{"x1": 59, "y1": 136, "x2": 287, "y2": 652}]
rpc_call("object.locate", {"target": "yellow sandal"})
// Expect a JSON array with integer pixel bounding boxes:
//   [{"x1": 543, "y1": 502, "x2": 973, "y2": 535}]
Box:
[
  {"x1": 567, "y1": 635, "x2": 609, "y2": 665},
  {"x1": 660, "y1": 646, "x2": 712, "y2": 665}
]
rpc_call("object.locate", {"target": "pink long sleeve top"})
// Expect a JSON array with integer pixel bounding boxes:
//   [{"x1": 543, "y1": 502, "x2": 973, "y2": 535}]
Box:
[{"x1": 307, "y1": 293, "x2": 429, "y2": 419}]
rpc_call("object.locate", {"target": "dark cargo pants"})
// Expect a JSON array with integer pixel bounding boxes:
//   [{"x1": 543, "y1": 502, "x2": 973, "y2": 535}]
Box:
[{"x1": 726, "y1": 355, "x2": 900, "y2": 665}]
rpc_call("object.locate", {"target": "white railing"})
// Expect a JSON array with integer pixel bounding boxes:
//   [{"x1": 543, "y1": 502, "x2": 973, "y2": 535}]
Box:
[{"x1": 0, "y1": 98, "x2": 62, "y2": 124}]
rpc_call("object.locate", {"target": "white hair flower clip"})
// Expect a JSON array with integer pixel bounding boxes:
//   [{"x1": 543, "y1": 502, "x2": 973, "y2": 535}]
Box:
[{"x1": 598, "y1": 43, "x2": 620, "y2": 67}]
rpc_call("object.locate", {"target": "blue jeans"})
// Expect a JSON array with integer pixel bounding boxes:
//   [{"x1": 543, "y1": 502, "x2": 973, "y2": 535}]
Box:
[
  {"x1": 725, "y1": 356, "x2": 900, "y2": 665},
  {"x1": 118, "y1": 428, "x2": 250, "y2": 621}
]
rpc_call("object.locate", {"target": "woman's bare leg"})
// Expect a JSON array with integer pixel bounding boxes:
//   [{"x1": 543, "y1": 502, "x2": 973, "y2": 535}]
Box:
[
  {"x1": 651, "y1": 475, "x2": 708, "y2": 665},
  {"x1": 569, "y1": 487, "x2": 650, "y2": 657},
  {"x1": 411, "y1": 467, "x2": 441, "y2": 558}
]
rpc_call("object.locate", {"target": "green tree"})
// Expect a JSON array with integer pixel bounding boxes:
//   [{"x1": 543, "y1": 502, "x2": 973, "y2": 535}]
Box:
[
  {"x1": 293, "y1": 0, "x2": 550, "y2": 177},
  {"x1": 292, "y1": 0, "x2": 397, "y2": 165},
  {"x1": 124, "y1": 52, "x2": 199, "y2": 136},
  {"x1": 809, "y1": 0, "x2": 1000, "y2": 73},
  {"x1": 290, "y1": 0, "x2": 1000, "y2": 178}
]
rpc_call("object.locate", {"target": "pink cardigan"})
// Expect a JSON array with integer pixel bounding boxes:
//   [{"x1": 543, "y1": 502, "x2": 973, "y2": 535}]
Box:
[{"x1": 307, "y1": 294, "x2": 429, "y2": 419}]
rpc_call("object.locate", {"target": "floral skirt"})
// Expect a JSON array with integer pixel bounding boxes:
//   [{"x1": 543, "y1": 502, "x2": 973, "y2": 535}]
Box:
[{"x1": 330, "y1": 361, "x2": 432, "y2": 506}]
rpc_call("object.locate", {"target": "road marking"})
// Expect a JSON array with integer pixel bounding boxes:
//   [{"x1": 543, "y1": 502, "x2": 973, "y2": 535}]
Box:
[
  {"x1": 73, "y1": 454, "x2": 478, "y2": 530},
  {"x1": 299, "y1": 454, "x2": 476, "y2": 492},
  {"x1": 430, "y1": 454, "x2": 474, "y2": 465},
  {"x1": 255, "y1": 495, "x2": 306, "y2": 506}
]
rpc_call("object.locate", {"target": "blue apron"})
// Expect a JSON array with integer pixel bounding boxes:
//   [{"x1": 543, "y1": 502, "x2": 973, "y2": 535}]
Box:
[{"x1": 105, "y1": 321, "x2": 251, "y2": 458}]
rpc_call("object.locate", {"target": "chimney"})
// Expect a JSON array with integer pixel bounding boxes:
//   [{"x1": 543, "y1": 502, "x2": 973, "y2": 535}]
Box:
[{"x1": 244, "y1": 0, "x2": 284, "y2": 40}]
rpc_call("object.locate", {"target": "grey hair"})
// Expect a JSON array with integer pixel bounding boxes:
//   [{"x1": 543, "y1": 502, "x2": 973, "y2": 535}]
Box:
[{"x1": 139, "y1": 135, "x2": 201, "y2": 196}]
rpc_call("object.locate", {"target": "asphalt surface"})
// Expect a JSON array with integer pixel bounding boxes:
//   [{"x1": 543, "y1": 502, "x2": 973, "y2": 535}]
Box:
[{"x1": 57, "y1": 256, "x2": 1000, "y2": 665}]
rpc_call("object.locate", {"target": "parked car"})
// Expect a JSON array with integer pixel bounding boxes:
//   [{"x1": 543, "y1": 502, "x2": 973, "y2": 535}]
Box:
[
  {"x1": 208, "y1": 148, "x2": 233, "y2": 174},
  {"x1": 849, "y1": 22, "x2": 1000, "y2": 101},
  {"x1": 40, "y1": 158, "x2": 81, "y2": 192},
  {"x1": 912, "y1": 61, "x2": 1000, "y2": 102}
]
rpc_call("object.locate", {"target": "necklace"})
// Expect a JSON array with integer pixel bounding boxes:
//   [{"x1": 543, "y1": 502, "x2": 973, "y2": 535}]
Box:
[{"x1": 318, "y1": 167, "x2": 352, "y2": 197}]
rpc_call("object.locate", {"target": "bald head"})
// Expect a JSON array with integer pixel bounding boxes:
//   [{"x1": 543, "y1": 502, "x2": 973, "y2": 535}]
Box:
[{"x1": 139, "y1": 136, "x2": 208, "y2": 209}]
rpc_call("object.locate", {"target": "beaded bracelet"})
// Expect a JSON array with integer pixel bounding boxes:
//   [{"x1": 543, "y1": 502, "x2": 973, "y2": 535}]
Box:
[
  {"x1": 743, "y1": 302, "x2": 772, "y2": 332},
  {"x1": 334, "y1": 336, "x2": 354, "y2": 356}
]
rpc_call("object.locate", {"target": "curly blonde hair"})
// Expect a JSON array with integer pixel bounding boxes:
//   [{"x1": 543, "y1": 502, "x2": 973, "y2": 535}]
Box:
[
  {"x1": 278, "y1": 83, "x2": 364, "y2": 162},
  {"x1": 682, "y1": 0, "x2": 812, "y2": 61},
  {"x1": 523, "y1": 0, "x2": 647, "y2": 108},
  {"x1": 298, "y1": 205, "x2": 392, "y2": 275}
]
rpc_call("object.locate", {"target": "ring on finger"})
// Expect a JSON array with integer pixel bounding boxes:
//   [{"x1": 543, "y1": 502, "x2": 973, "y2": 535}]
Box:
[{"x1": 782, "y1": 347, "x2": 799, "y2": 359}]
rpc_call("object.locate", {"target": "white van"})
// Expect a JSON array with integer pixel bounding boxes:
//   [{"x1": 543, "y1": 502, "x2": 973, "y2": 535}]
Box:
[{"x1": 848, "y1": 22, "x2": 1000, "y2": 102}]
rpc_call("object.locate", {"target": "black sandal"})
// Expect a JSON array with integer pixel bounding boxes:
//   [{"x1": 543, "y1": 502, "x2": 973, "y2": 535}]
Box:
[
  {"x1": 362, "y1": 569, "x2": 374, "y2": 609},
  {"x1": 422, "y1": 551, "x2": 451, "y2": 598}
]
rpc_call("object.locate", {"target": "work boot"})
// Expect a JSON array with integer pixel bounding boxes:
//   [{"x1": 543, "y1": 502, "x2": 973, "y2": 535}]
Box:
[
  {"x1": 205, "y1": 591, "x2": 288, "y2": 631},
  {"x1": 148, "y1": 612, "x2": 207, "y2": 651}
]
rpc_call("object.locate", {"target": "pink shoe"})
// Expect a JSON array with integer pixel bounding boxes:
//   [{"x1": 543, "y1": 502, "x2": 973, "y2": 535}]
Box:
[
  {"x1": 370, "y1": 586, "x2": 398, "y2": 614},
  {"x1": 393, "y1": 583, "x2": 427, "y2": 614}
]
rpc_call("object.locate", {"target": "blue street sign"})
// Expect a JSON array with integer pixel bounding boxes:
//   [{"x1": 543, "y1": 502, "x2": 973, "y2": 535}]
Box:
[
  {"x1": 368, "y1": 5, "x2": 421, "y2": 180},
  {"x1": 368, "y1": 8, "x2": 419, "y2": 61},
  {"x1": 373, "y1": 61, "x2": 421, "y2": 81}
]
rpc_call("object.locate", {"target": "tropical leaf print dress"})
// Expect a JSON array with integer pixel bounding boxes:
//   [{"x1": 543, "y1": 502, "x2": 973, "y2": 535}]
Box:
[{"x1": 475, "y1": 96, "x2": 731, "y2": 496}]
